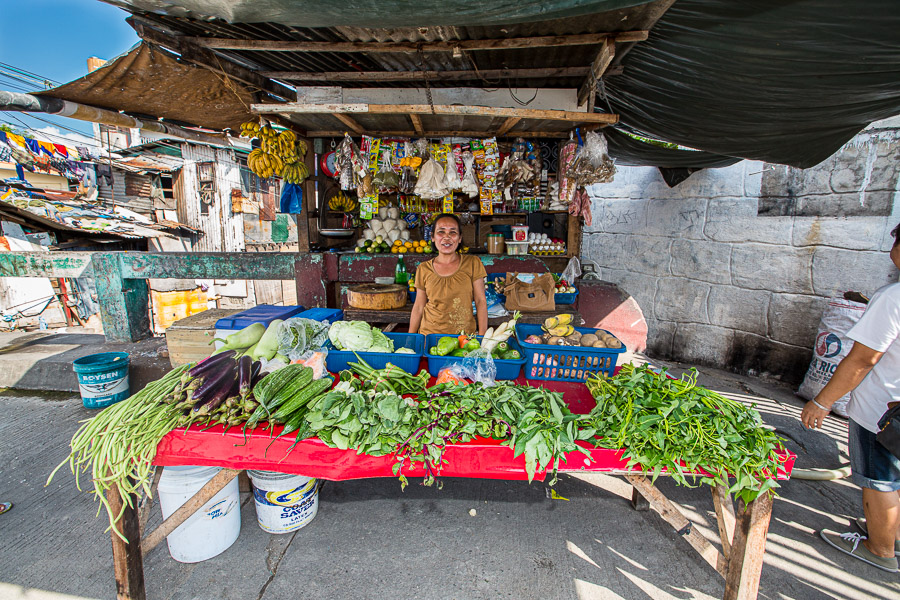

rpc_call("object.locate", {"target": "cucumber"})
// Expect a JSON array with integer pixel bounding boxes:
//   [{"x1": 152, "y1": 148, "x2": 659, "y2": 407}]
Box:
[{"x1": 270, "y1": 377, "x2": 334, "y2": 424}]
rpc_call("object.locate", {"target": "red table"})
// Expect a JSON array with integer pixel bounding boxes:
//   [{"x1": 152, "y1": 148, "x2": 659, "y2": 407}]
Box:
[{"x1": 111, "y1": 375, "x2": 793, "y2": 600}]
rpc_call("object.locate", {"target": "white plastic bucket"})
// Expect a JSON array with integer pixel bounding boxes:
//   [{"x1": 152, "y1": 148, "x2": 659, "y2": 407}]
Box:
[
  {"x1": 247, "y1": 470, "x2": 319, "y2": 534},
  {"x1": 157, "y1": 466, "x2": 241, "y2": 563}
]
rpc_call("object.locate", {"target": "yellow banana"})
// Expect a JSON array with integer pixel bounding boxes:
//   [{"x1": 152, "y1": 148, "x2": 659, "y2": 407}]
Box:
[{"x1": 555, "y1": 314, "x2": 573, "y2": 326}]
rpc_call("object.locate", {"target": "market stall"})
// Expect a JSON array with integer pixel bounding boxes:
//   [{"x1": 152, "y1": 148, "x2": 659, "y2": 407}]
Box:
[{"x1": 53, "y1": 313, "x2": 794, "y2": 600}]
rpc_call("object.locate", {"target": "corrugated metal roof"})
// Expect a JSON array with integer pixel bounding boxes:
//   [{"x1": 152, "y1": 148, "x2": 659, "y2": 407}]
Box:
[{"x1": 125, "y1": 6, "x2": 661, "y2": 90}]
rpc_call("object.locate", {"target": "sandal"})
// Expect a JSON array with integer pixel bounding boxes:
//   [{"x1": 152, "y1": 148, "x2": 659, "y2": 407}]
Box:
[
  {"x1": 852, "y1": 518, "x2": 900, "y2": 556},
  {"x1": 820, "y1": 530, "x2": 899, "y2": 573},
  {"x1": 0, "y1": 502, "x2": 11, "y2": 515}
]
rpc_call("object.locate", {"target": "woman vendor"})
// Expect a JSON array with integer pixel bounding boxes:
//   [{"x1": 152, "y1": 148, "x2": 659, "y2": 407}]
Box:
[{"x1": 409, "y1": 213, "x2": 488, "y2": 336}]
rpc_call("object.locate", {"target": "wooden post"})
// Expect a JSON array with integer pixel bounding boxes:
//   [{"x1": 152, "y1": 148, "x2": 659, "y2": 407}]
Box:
[
  {"x1": 91, "y1": 253, "x2": 150, "y2": 343},
  {"x1": 631, "y1": 485, "x2": 650, "y2": 511},
  {"x1": 625, "y1": 475, "x2": 725, "y2": 576},
  {"x1": 723, "y1": 492, "x2": 774, "y2": 600},
  {"x1": 712, "y1": 484, "x2": 737, "y2": 560},
  {"x1": 296, "y1": 137, "x2": 314, "y2": 253},
  {"x1": 107, "y1": 483, "x2": 146, "y2": 600}
]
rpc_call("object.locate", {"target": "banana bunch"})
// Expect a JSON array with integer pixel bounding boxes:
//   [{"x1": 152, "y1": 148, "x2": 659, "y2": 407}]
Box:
[
  {"x1": 327, "y1": 192, "x2": 358, "y2": 212},
  {"x1": 542, "y1": 313, "x2": 574, "y2": 337},
  {"x1": 239, "y1": 120, "x2": 261, "y2": 138},
  {"x1": 282, "y1": 160, "x2": 309, "y2": 185},
  {"x1": 248, "y1": 148, "x2": 283, "y2": 180}
]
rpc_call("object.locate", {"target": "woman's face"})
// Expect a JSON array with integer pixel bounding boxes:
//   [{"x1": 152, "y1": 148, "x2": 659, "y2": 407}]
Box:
[{"x1": 432, "y1": 217, "x2": 461, "y2": 255}]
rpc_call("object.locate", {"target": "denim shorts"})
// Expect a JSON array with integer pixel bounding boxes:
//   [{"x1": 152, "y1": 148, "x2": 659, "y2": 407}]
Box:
[{"x1": 849, "y1": 419, "x2": 900, "y2": 492}]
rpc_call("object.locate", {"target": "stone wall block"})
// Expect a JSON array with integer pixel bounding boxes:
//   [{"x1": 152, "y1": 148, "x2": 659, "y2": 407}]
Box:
[
  {"x1": 868, "y1": 140, "x2": 900, "y2": 191},
  {"x1": 670, "y1": 239, "x2": 732, "y2": 284},
  {"x1": 707, "y1": 285, "x2": 769, "y2": 335},
  {"x1": 811, "y1": 247, "x2": 898, "y2": 297},
  {"x1": 590, "y1": 198, "x2": 708, "y2": 239},
  {"x1": 705, "y1": 198, "x2": 793, "y2": 244},
  {"x1": 582, "y1": 232, "x2": 624, "y2": 267},
  {"x1": 729, "y1": 332, "x2": 812, "y2": 385},
  {"x1": 768, "y1": 293, "x2": 827, "y2": 346},
  {"x1": 762, "y1": 163, "x2": 834, "y2": 197},
  {"x1": 599, "y1": 267, "x2": 660, "y2": 321},
  {"x1": 670, "y1": 323, "x2": 734, "y2": 367},
  {"x1": 616, "y1": 235, "x2": 672, "y2": 276},
  {"x1": 792, "y1": 218, "x2": 887, "y2": 251},
  {"x1": 655, "y1": 278, "x2": 710, "y2": 323},
  {"x1": 645, "y1": 317, "x2": 675, "y2": 357},
  {"x1": 731, "y1": 245, "x2": 814, "y2": 293}
]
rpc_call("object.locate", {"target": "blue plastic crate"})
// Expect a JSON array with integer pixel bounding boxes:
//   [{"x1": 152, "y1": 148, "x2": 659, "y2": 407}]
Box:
[
  {"x1": 424, "y1": 334, "x2": 524, "y2": 380},
  {"x1": 325, "y1": 332, "x2": 425, "y2": 373},
  {"x1": 297, "y1": 308, "x2": 344, "y2": 323},
  {"x1": 214, "y1": 304, "x2": 305, "y2": 330},
  {"x1": 515, "y1": 323, "x2": 625, "y2": 382},
  {"x1": 486, "y1": 273, "x2": 578, "y2": 306}
]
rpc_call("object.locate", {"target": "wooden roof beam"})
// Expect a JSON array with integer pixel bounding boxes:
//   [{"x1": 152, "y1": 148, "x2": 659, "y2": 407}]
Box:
[
  {"x1": 188, "y1": 31, "x2": 648, "y2": 53},
  {"x1": 495, "y1": 117, "x2": 522, "y2": 137},
  {"x1": 408, "y1": 113, "x2": 425, "y2": 136},
  {"x1": 262, "y1": 66, "x2": 590, "y2": 82},
  {"x1": 331, "y1": 112, "x2": 364, "y2": 134},
  {"x1": 578, "y1": 37, "x2": 616, "y2": 109},
  {"x1": 253, "y1": 103, "x2": 618, "y2": 125},
  {"x1": 305, "y1": 130, "x2": 577, "y2": 139}
]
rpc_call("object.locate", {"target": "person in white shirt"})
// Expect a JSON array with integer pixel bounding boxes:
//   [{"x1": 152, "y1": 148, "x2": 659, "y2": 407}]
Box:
[{"x1": 802, "y1": 223, "x2": 900, "y2": 573}]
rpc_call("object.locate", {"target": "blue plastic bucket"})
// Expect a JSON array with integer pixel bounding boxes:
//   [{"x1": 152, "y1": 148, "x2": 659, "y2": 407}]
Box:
[{"x1": 72, "y1": 352, "x2": 130, "y2": 409}]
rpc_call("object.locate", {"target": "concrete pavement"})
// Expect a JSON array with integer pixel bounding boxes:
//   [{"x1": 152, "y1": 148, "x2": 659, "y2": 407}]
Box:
[{"x1": 0, "y1": 332, "x2": 898, "y2": 599}]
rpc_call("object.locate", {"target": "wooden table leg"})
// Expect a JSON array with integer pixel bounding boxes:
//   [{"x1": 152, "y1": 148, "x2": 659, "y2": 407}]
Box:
[
  {"x1": 625, "y1": 475, "x2": 725, "y2": 576},
  {"x1": 711, "y1": 484, "x2": 736, "y2": 572},
  {"x1": 107, "y1": 483, "x2": 146, "y2": 600},
  {"x1": 141, "y1": 468, "x2": 241, "y2": 556},
  {"x1": 723, "y1": 492, "x2": 774, "y2": 600}
]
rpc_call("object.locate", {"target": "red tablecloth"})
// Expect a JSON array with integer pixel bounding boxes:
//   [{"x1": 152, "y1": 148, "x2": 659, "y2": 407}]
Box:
[{"x1": 155, "y1": 373, "x2": 795, "y2": 482}]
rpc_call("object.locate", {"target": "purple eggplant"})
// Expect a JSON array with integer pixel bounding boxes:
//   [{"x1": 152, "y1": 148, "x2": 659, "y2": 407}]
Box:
[
  {"x1": 238, "y1": 355, "x2": 253, "y2": 399},
  {"x1": 196, "y1": 376, "x2": 240, "y2": 416},
  {"x1": 189, "y1": 350, "x2": 237, "y2": 379},
  {"x1": 191, "y1": 361, "x2": 237, "y2": 408}
]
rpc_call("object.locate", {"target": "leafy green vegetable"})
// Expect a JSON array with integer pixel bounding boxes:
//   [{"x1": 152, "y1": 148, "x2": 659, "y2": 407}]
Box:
[{"x1": 585, "y1": 364, "x2": 786, "y2": 503}]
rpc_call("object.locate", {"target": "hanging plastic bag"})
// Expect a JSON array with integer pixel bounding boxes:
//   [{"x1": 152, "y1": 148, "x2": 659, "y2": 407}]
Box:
[
  {"x1": 372, "y1": 149, "x2": 399, "y2": 192},
  {"x1": 279, "y1": 183, "x2": 303, "y2": 214},
  {"x1": 414, "y1": 159, "x2": 449, "y2": 200},
  {"x1": 571, "y1": 130, "x2": 616, "y2": 186},
  {"x1": 444, "y1": 148, "x2": 462, "y2": 190},
  {"x1": 561, "y1": 256, "x2": 582, "y2": 288},
  {"x1": 460, "y1": 151, "x2": 480, "y2": 198}
]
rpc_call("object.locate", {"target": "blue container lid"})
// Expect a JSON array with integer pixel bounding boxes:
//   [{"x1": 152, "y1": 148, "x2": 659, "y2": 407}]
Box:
[
  {"x1": 297, "y1": 308, "x2": 343, "y2": 323},
  {"x1": 215, "y1": 304, "x2": 305, "y2": 330}
]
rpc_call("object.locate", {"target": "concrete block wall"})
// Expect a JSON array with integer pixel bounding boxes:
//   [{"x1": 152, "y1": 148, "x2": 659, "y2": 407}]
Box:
[{"x1": 582, "y1": 122, "x2": 900, "y2": 383}]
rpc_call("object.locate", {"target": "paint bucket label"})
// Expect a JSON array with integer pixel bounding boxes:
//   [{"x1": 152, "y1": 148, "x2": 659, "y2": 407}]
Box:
[
  {"x1": 72, "y1": 352, "x2": 130, "y2": 409},
  {"x1": 251, "y1": 479, "x2": 319, "y2": 533}
]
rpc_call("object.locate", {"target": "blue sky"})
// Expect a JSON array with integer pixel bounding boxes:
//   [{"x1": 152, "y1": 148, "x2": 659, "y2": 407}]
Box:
[{"x1": 0, "y1": 0, "x2": 139, "y2": 142}]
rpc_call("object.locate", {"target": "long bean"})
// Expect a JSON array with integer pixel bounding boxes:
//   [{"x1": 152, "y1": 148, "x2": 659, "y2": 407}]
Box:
[{"x1": 47, "y1": 363, "x2": 192, "y2": 541}]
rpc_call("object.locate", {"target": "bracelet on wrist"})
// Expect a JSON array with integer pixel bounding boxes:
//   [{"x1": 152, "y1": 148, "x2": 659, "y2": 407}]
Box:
[{"x1": 812, "y1": 399, "x2": 831, "y2": 412}]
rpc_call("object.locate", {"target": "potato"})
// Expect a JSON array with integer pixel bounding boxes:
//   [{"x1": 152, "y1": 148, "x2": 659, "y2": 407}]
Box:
[
  {"x1": 580, "y1": 333, "x2": 599, "y2": 347},
  {"x1": 606, "y1": 338, "x2": 623, "y2": 349},
  {"x1": 566, "y1": 330, "x2": 582, "y2": 343},
  {"x1": 592, "y1": 339, "x2": 608, "y2": 348},
  {"x1": 548, "y1": 336, "x2": 567, "y2": 345}
]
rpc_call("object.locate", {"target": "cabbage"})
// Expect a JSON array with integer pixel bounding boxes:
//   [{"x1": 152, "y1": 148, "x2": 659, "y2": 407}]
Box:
[
  {"x1": 328, "y1": 321, "x2": 346, "y2": 350},
  {"x1": 333, "y1": 320, "x2": 374, "y2": 351},
  {"x1": 369, "y1": 329, "x2": 394, "y2": 353}
]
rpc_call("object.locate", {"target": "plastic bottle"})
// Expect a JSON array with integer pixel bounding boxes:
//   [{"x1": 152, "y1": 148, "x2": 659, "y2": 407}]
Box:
[{"x1": 394, "y1": 256, "x2": 408, "y2": 285}]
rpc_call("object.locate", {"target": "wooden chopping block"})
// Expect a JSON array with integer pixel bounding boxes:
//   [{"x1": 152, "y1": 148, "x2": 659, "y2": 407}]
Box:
[{"x1": 346, "y1": 283, "x2": 407, "y2": 310}]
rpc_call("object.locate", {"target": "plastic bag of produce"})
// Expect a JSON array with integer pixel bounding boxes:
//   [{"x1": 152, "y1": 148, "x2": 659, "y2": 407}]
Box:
[
  {"x1": 797, "y1": 296, "x2": 867, "y2": 416},
  {"x1": 457, "y1": 349, "x2": 498, "y2": 387},
  {"x1": 277, "y1": 317, "x2": 330, "y2": 360},
  {"x1": 414, "y1": 158, "x2": 449, "y2": 200}
]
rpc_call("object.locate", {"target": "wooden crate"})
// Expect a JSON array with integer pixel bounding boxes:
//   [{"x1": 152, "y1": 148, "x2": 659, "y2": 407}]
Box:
[{"x1": 165, "y1": 308, "x2": 238, "y2": 367}]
